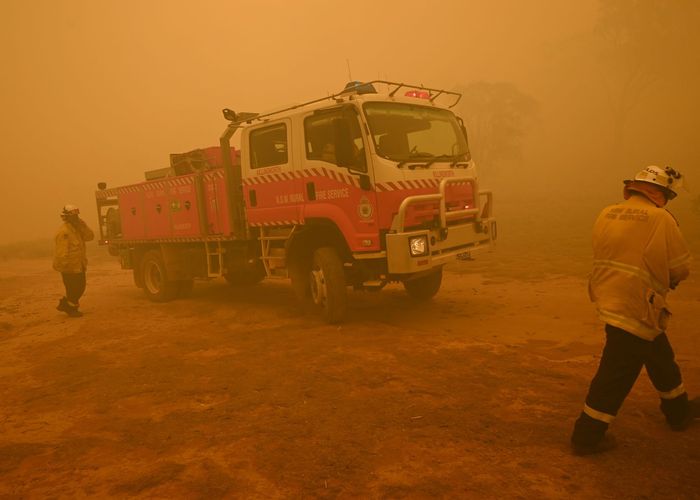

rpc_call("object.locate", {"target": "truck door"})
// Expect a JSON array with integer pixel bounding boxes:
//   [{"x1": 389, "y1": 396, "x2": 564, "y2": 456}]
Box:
[
  {"x1": 301, "y1": 105, "x2": 380, "y2": 252},
  {"x1": 242, "y1": 119, "x2": 303, "y2": 227}
]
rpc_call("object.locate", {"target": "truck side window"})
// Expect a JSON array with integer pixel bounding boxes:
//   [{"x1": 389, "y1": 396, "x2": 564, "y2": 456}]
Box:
[
  {"x1": 250, "y1": 123, "x2": 288, "y2": 169},
  {"x1": 304, "y1": 109, "x2": 367, "y2": 172}
]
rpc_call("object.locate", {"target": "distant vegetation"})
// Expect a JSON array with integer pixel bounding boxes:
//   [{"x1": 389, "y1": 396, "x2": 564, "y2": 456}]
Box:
[
  {"x1": 452, "y1": 81, "x2": 538, "y2": 171},
  {"x1": 0, "y1": 238, "x2": 105, "y2": 262},
  {"x1": 692, "y1": 196, "x2": 700, "y2": 216},
  {"x1": 0, "y1": 239, "x2": 54, "y2": 260}
]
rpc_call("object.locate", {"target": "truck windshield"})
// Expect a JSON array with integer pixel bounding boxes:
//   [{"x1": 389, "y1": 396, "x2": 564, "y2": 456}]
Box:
[{"x1": 363, "y1": 102, "x2": 470, "y2": 164}]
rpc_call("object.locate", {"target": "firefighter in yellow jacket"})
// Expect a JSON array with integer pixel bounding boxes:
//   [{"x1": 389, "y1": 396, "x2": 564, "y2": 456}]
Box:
[
  {"x1": 53, "y1": 204, "x2": 94, "y2": 317},
  {"x1": 571, "y1": 166, "x2": 698, "y2": 455}
]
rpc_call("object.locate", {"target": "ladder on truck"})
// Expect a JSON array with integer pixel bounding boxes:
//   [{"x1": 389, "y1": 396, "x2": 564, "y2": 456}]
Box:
[
  {"x1": 259, "y1": 226, "x2": 295, "y2": 278},
  {"x1": 205, "y1": 241, "x2": 224, "y2": 278}
]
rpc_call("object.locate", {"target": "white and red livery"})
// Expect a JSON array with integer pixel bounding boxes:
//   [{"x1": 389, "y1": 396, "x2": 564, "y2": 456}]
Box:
[{"x1": 95, "y1": 81, "x2": 497, "y2": 322}]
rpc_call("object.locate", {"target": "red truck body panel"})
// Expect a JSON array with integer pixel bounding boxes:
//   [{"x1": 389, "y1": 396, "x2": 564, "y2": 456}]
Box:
[
  {"x1": 203, "y1": 170, "x2": 230, "y2": 235},
  {"x1": 104, "y1": 164, "x2": 474, "y2": 245},
  {"x1": 242, "y1": 165, "x2": 381, "y2": 251},
  {"x1": 98, "y1": 147, "x2": 238, "y2": 241}
]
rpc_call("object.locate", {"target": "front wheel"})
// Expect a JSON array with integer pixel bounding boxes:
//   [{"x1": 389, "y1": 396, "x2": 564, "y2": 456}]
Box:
[
  {"x1": 140, "y1": 250, "x2": 178, "y2": 302},
  {"x1": 403, "y1": 268, "x2": 443, "y2": 300},
  {"x1": 308, "y1": 247, "x2": 347, "y2": 324}
]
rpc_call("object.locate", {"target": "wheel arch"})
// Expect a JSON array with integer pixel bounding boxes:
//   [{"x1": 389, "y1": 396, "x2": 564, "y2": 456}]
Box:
[
  {"x1": 286, "y1": 219, "x2": 352, "y2": 264},
  {"x1": 128, "y1": 244, "x2": 158, "y2": 288},
  {"x1": 139, "y1": 247, "x2": 181, "y2": 302}
]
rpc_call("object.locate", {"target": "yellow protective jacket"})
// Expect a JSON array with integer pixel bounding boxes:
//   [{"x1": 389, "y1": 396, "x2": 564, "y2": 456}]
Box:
[
  {"x1": 53, "y1": 220, "x2": 95, "y2": 274},
  {"x1": 589, "y1": 195, "x2": 691, "y2": 340}
]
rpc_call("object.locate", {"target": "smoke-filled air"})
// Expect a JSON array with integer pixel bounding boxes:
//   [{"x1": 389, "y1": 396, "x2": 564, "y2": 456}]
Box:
[{"x1": 1, "y1": 0, "x2": 699, "y2": 497}]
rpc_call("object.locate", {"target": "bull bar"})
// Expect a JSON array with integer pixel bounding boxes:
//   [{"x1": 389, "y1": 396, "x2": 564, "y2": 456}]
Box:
[{"x1": 382, "y1": 178, "x2": 496, "y2": 274}]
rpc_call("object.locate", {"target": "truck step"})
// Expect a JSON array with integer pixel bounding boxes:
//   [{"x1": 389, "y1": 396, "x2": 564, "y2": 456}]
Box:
[
  {"x1": 268, "y1": 267, "x2": 288, "y2": 279},
  {"x1": 259, "y1": 235, "x2": 289, "y2": 241},
  {"x1": 205, "y1": 241, "x2": 224, "y2": 277}
]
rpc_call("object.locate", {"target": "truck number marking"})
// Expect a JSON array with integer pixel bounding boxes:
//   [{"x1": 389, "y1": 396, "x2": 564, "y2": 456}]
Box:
[
  {"x1": 433, "y1": 170, "x2": 455, "y2": 178},
  {"x1": 256, "y1": 166, "x2": 283, "y2": 176}
]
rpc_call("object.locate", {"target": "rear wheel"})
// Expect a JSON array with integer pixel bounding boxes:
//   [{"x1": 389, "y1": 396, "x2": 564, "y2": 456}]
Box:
[
  {"x1": 308, "y1": 246, "x2": 347, "y2": 323},
  {"x1": 403, "y1": 268, "x2": 443, "y2": 300},
  {"x1": 140, "y1": 250, "x2": 178, "y2": 302}
]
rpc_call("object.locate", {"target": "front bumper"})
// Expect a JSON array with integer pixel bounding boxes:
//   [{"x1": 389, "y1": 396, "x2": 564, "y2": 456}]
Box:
[
  {"x1": 380, "y1": 180, "x2": 496, "y2": 274},
  {"x1": 384, "y1": 216, "x2": 496, "y2": 274}
]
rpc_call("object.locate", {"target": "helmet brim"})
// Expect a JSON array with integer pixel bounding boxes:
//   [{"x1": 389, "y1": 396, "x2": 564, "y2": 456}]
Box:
[{"x1": 624, "y1": 179, "x2": 676, "y2": 199}]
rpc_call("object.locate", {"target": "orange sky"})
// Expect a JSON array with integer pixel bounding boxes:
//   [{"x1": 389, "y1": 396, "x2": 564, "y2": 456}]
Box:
[{"x1": 0, "y1": 0, "x2": 652, "y2": 244}]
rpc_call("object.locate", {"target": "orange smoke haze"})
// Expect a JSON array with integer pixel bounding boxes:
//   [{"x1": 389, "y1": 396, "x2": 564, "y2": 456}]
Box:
[{"x1": 1, "y1": 0, "x2": 698, "y2": 246}]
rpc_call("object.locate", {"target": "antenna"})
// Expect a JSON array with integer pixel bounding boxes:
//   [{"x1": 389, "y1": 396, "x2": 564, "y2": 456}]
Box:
[{"x1": 346, "y1": 59, "x2": 353, "y2": 81}]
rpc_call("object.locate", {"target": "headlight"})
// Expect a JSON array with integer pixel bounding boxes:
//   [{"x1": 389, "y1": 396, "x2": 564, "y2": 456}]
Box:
[{"x1": 408, "y1": 235, "x2": 429, "y2": 256}]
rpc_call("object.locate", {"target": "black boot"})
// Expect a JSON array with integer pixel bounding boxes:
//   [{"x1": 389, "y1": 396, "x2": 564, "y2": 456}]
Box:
[
  {"x1": 65, "y1": 303, "x2": 83, "y2": 318},
  {"x1": 58, "y1": 298, "x2": 83, "y2": 317},
  {"x1": 56, "y1": 297, "x2": 70, "y2": 313},
  {"x1": 669, "y1": 397, "x2": 700, "y2": 431},
  {"x1": 571, "y1": 434, "x2": 617, "y2": 456}
]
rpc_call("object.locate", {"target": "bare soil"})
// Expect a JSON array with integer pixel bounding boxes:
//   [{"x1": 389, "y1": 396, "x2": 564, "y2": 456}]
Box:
[
  {"x1": 0, "y1": 191, "x2": 700, "y2": 499},
  {"x1": 1, "y1": 232, "x2": 699, "y2": 497}
]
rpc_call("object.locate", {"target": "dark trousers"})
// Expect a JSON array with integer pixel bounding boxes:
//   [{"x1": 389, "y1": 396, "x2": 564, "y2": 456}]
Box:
[
  {"x1": 572, "y1": 324, "x2": 689, "y2": 446},
  {"x1": 61, "y1": 272, "x2": 86, "y2": 306}
]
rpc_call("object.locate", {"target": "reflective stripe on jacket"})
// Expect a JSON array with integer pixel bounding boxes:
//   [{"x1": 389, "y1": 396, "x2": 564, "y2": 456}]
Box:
[
  {"x1": 589, "y1": 195, "x2": 691, "y2": 340},
  {"x1": 53, "y1": 221, "x2": 95, "y2": 273}
]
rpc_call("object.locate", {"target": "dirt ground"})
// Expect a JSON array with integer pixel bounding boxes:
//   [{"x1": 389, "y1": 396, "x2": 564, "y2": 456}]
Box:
[{"x1": 1, "y1": 242, "x2": 699, "y2": 498}]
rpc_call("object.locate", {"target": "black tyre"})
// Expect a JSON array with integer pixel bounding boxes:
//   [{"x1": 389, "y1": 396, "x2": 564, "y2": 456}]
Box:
[
  {"x1": 140, "y1": 250, "x2": 178, "y2": 302},
  {"x1": 403, "y1": 267, "x2": 443, "y2": 300},
  {"x1": 288, "y1": 256, "x2": 311, "y2": 301},
  {"x1": 133, "y1": 267, "x2": 144, "y2": 289},
  {"x1": 309, "y1": 246, "x2": 347, "y2": 323}
]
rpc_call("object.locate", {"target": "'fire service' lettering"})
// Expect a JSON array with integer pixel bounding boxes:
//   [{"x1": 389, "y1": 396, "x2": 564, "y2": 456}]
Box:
[
  {"x1": 605, "y1": 207, "x2": 649, "y2": 222},
  {"x1": 316, "y1": 188, "x2": 350, "y2": 200}
]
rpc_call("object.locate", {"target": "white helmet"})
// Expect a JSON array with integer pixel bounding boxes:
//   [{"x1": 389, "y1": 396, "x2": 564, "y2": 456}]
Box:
[
  {"x1": 624, "y1": 165, "x2": 683, "y2": 200},
  {"x1": 62, "y1": 204, "x2": 80, "y2": 216}
]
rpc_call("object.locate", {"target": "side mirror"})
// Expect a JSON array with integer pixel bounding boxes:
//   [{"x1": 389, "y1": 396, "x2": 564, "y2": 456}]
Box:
[{"x1": 459, "y1": 123, "x2": 472, "y2": 162}]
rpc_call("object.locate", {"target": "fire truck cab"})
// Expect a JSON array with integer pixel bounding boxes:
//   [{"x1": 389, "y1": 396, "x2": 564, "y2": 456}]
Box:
[{"x1": 96, "y1": 81, "x2": 496, "y2": 323}]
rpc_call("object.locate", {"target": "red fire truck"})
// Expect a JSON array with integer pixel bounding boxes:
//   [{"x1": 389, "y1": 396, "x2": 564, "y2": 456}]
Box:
[{"x1": 95, "y1": 81, "x2": 496, "y2": 322}]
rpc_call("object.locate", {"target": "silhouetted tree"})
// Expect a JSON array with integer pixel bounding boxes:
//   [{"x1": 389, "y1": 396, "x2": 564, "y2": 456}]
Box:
[
  {"x1": 592, "y1": 0, "x2": 700, "y2": 159},
  {"x1": 453, "y1": 82, "x2": 537, "y2": 170},
  {"x1": 692, "y1": 196, "x2": 700, "y2": 216}
]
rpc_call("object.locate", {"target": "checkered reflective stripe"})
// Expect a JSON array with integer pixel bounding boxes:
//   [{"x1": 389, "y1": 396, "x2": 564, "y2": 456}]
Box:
[
  {"x1": 95, "y1": 175, "x2": 196, "y2": 199},
  {"x1": 248, "y1": 220, "x2": 302, "y2": 227},
  {"x1": 242, "y1": 167, "x2": 361, "y2": 188}
]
